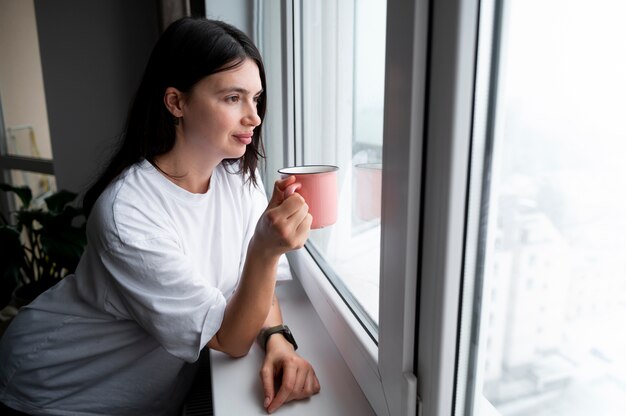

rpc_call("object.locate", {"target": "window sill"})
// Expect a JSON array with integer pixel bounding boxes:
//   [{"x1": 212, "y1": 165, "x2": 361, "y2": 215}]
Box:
[
  {"x1": 287, "y1": 248, "x2": 388, "y2": 415},
  {"x1": 209, "y1": 275, "x2": 375, "y2": 415}
]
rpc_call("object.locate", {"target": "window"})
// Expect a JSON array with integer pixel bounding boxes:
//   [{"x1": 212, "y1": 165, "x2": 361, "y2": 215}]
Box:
[
  {"x1": 254, "y1": 1, "x2": 626, "y2": 415},
  {"x1": 258, "y1": 0, "x2": 386, "y2": 337},
  {"x1": 256, "y1": 1, "x2": 424, "y2": 414},
  {"x1": 298, "y1": 0, "x2": 386, "y2": 337},
  {"x1": 0, "y1": 0, "x2": 56, "y2": 210},
  {"x1": 455, "y1": 0, "x2": 626, "y2": 415}
]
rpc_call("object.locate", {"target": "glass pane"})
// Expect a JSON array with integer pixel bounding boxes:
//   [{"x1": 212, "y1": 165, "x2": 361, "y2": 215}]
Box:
[
  {"x1": 459, "y1": 0, "x2": 626, "y2": 415},
  {"x1": 300, "y1": 0, "x2": 386, "y2": 336},
  {"x1": 0, "y1": 0, "x2": 53, "y2": 160}
]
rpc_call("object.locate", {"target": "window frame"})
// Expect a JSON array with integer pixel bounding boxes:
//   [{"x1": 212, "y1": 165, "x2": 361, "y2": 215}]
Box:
[
  {"x1": 415, "y1": 0, "x2": 482, "y2": 415},
  {"x1": 454, "y1": 0, "x2": 502, "y2": 413}
]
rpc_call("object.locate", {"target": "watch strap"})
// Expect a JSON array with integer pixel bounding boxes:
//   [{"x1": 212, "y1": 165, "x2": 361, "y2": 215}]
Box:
[{"x1": 259, "y1": 324, "x2": 298, "y2": 351}]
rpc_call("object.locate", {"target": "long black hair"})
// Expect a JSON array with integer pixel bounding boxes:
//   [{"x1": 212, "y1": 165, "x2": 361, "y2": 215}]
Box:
[{"x1": 83, "y1": 17, "x2": 267, "y2": 217}]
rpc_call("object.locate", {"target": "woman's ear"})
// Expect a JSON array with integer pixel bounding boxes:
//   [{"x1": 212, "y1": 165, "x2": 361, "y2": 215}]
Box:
[{"x1": 163, "y1": 87, "x2": 185, "y2": 118}]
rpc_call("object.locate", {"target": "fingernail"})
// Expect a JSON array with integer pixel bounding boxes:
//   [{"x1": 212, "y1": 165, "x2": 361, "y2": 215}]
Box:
[{"x1": 264, "y1": 396, "x2": 270, "y2": 408}]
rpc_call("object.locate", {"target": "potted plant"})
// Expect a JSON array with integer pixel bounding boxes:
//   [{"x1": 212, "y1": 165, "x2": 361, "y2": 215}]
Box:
[{"x1": 0, "y1": 183, "x2": 87, "y2": 310}]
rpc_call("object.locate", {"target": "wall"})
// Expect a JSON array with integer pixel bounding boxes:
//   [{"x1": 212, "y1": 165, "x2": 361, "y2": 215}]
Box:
[{"x1": 34, "y1": 0, "x2": 159, "y2": 193}]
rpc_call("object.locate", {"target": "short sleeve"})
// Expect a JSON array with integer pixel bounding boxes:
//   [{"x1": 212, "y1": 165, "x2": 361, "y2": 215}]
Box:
[
  {"x1": 242, "y1": 177, "x2": 293, "y2": 282},
  {"x1": 101, "y1": 237, "x2": 226, "y2": 363}
]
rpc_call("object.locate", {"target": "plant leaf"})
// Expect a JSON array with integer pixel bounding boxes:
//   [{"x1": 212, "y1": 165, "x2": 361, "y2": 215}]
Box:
[
  {"x1": 44, "y1": 190, "x2": 79, "y2": 214},
  {"x1": 0, "y1": 183, "x2": 32, "y2": 208},
  {"x1": 16, "y1": 209, "x2": 46, "y2": 230}
]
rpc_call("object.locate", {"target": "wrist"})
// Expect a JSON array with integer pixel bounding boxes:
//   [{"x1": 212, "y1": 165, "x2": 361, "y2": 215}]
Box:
[
  {"x1": 265, "y1": 332, "x2": 295, "y2": 352},
  {"x1": 248, "y1": 237, "x2": 282, "y2": 264},
  {"x1": 258, "y1": 324, "x2": 298, "y2": 352}
]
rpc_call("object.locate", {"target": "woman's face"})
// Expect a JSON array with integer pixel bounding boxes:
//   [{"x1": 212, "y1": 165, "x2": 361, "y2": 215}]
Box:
[{"x1": 178, "y1": 58, "x2": 263, "y2": 161}]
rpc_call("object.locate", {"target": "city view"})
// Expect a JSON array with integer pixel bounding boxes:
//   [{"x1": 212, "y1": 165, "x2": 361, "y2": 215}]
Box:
[{"x1": 475, "y1": 1, "x2": 626, "y2": 414}]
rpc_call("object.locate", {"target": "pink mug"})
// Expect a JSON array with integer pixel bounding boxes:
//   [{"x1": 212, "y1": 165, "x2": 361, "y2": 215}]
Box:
[
  {"x1": 278, "y1": 165, "x2": 339, "y2": 229},
  {"x1": 355, "y1": 163, "x2": 382, "y2": 221}
]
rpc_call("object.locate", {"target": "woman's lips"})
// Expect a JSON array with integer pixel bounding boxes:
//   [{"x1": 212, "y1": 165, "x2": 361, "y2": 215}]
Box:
[{"x1": 233, "y1": 133, "x2": 253, "y2": 145}]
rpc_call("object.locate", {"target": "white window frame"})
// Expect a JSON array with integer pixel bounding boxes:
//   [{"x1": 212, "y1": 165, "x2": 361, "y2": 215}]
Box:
[{"x1": 415, "y1": 0, "x2": 482, "y2": 415}]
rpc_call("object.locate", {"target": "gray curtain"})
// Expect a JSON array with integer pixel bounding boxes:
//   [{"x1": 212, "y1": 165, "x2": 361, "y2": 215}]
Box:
[{"x1": 157, "y1": 0, "x2": 190, "y2": 32}]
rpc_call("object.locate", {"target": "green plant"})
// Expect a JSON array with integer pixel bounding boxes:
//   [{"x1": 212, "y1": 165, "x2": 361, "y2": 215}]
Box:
[{"x1": 0, "y1": 183, "x2": 86, "y2": 308}]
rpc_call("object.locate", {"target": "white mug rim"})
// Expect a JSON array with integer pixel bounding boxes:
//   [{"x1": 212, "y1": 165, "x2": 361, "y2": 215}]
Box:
[{"x1": 278, "y1": 165, "x2": 339, "y2": 175}]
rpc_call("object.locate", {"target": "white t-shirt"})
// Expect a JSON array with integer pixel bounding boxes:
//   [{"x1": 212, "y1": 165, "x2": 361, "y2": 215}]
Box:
[{"x1": 0, "y1": 160, "x2": 291, "y2": 416}]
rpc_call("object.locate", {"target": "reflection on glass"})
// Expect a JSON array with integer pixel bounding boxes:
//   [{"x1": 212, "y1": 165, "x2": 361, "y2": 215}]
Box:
[
  {"x1": 462, "y1": 0, "x2": 626, "y2": 414},
  {"x1": 300, "y1": 0, "x2": 386, "y2": 335}
]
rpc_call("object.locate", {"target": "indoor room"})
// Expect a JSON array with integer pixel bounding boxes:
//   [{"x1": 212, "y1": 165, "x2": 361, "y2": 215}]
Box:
[{"x1": 1, "y1": 1, "x2": 624, "y2": 415}]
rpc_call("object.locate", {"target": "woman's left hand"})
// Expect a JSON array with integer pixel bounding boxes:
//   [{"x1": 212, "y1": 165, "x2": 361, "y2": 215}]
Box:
[{"x1": 259, "y1": 336, "x2": 321, "y2": 413}]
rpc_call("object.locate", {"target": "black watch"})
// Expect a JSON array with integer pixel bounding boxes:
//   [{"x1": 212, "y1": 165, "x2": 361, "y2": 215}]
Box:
[{"x1": 259, "y1": 325, "x2": 298, "y2": 351}]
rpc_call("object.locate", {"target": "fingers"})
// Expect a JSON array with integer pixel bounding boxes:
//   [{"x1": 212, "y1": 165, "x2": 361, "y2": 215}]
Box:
[
  {"x1": 268, "y1": 179, "x2": 308, "y2": 224},
  {"x1": 276, "y1": 192, "x2": 308, "y2": 218},
  {"x1": 268, "y1": 176, "x2": 296, "y2": 209},
  {"x1": 286, "y1": 197, "x2": 310, "y2": 224},
  {"x1": 260, "y1": 365, "x2": 275, "y2": 410},
  {"x1": 283, "y1": 182, "x2": 301, "y2": 198},
  {"x1": 268, "y1": 364, "x2": 297, "y2": 413},
  {"x1": 291, "y1": 368, "x2": 307, "y2": 400},
  {"x1": 260, "y1": 195, "x2": 310, "y2": 251},
  {"x1": 265, "y1": 195, "x2": 309, "y2": 234},
  {"x1": 295, "y1": 212, "x2": 313, "y2": 236},
  {"x1": 253, "y1": 178, "x2": 311, "y2": 257},
  {"x1": 305, "y1": 368, "x2": 321, "y2": 397},
  {"x1": 265, "y1": 360, "x2": 321, "y2": 413},
  {"x1": 281, "y1": 199, "x2": 311, "y2": 249},
  {"x1": 289, "y1": 368, "x2": 320, "y2": 401}
]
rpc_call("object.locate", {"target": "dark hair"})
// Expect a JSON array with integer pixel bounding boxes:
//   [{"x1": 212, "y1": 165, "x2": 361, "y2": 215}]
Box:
[{"x1": 83, "y1": 17, "x2": 267, "y2": 217}]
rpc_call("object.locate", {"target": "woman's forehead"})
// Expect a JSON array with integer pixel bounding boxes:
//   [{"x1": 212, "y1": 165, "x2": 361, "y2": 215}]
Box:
[{"x1": 204, "y1": 59, "x2": 262, "y2": 93}]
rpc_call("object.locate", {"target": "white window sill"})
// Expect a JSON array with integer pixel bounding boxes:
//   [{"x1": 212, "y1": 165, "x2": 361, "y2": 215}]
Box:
[{"x1": 209, "y1": 275, "x2": 375, "y2": 415}]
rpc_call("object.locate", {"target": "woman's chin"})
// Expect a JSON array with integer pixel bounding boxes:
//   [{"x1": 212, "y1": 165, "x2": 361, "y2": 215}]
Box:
[{"x1": 227, "y1": 146, "x2": 248, "y2": 160}]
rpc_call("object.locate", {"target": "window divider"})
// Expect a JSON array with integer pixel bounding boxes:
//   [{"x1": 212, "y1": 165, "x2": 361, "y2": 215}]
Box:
[{"x1": 415, "y1": 0, "x2": 481, "y2": 414}]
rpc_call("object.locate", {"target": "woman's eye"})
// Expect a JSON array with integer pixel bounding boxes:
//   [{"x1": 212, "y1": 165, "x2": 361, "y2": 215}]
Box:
[{"x1": 226, "y1": 96, "x2": 240, "y2": 103}]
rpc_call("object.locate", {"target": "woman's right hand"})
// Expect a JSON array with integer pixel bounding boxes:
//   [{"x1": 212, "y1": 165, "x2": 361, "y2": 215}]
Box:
[{"x1": 251, "y1": 176, "x2": 312, "y2": 258}]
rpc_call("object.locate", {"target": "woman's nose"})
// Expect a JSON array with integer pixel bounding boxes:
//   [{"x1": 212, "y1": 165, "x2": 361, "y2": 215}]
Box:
[{"x1": 243, "y1": 102, "x2": 261, "y2": 127}]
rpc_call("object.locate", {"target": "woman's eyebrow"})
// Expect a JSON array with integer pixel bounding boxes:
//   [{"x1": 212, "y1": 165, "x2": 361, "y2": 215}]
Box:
[{"x1": 217, "y1": 86, "x2": 264, "y2": 95}]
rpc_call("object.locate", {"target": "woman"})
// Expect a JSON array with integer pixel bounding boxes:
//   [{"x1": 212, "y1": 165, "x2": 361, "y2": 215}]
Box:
[{"x1": 0, "y1": 17, "x2": 319, "y2": 415}]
